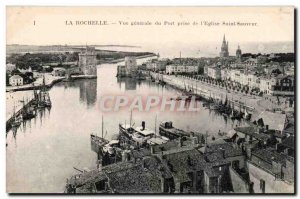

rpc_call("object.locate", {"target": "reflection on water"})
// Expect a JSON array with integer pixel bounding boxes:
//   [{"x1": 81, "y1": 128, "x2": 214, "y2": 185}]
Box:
[
  {"x1": 61, "y1": 79, "x2": 97, "y2": 108},
  {"x1": 117, "y1": 77, "x2": 140, "y2": 91},
  {"x1": 6, "y1": 59, "x2": 245, "y2": 193}
]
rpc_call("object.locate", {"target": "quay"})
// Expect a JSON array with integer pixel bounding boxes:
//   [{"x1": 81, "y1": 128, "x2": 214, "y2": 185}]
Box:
[
  {"x1": 148, "y1": 72, "x2": 265, "y2": 119},
  {"x1": 6, "y1": 74, "x2": 97, "y2": 92}
]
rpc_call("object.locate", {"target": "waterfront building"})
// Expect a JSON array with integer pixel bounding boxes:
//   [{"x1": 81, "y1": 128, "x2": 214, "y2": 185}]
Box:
[
  {"x1": 219, "y1": 34, "x2": 229, "y2": 58},
  {"x1": 145, "y1": 59, "x2": 157, "y2": 70},
  {"x1": 78, "y1": 46, "x2": 97, "y2": 76},
  {"x1": 247, "y1": 73, "x2": 261, "y2": 89},
  {"x1": 156, "y1": 59, "x2": 168, "y2": 71},
  {"x1": 221, "y1": 68, "x2": 230, "y2": 81},
  {"x1": 203, "y1": 65, "x2": 209, "y2": 76},
  {"x1": 269, "y1": 75, "x2": 294, "y2": 96},
  {"x1": 9, "y1": 74, "x2": 23, "y2": 86},
  {"x1": 207, "y1": 66, "x2": 222, "y2": 80},
  {"x1": 259, "y1": 77, "x2": 276, "y2": 95},
  {"x1": 166, "y1": 65, "x2": 198, "y2": 75},
  {"x1": 229, "y1": 69, "x2": 242, "y2": 83}
]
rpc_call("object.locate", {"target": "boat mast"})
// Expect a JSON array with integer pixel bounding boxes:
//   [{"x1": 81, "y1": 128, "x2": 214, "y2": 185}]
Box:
[
  {"x1": 130, "y1": 109, "x2": 132, "y2": 128},
  {"x1": 155, "y1": 114, "x2": 157, "y2": 138},
  {"x1": 101, "y1": 115, "x2": 104, "y2": 138},
  {"x1": 13, "y1": 101, "x2": 16, "y2": 121}
]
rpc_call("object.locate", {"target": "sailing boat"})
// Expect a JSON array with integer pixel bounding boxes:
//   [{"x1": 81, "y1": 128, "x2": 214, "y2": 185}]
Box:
[
  {"x1": 90, "y1": 115, "x2": 109, "y2": 154},
  {"x1": 22, "y1": 97, "x2": 36, "y2": 120},
  {"x1": 119, "y1": 109, "x2": 135, "y2": 138},
  {"x1": 38, "y1": 76, "x2": 52, "y2": 108},
  {"x1": 11, "y1": 103, "x2": 22, "y2": 128}
]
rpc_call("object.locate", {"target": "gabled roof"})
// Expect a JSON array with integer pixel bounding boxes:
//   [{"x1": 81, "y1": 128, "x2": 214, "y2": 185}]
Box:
[
  {"x1": 9, "y1": 75, "x2": 23, "y2": 80},
  {"x1": 256, "y1": 111, "x2": 287, "y2": 132}
]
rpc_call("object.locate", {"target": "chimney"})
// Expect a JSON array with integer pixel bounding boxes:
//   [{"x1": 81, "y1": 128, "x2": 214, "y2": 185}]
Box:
[
  {"x1": 192, "y1": 136, "x2": 198, "y2": 145},
  {"x1": 265, "y1": 125, "x2": 269, "y2": 131},
  {"x1": 220, "y1": 148, "x2": 226, "y2": 159},
  {"x1": 97, "y1": 158, "x2": 102, "y2": 171},
  {"x1": 142, "y1": 121, "x2": 145, "y2": 130},
  {"x1": 150, "y1": 145, "x2": 155, "y2": 154},
  {"x1": 178, "y1": 137, "x2": 183, "y2": 147},
  {"x1": 142, "y1": 158, "x2": 147, "y2": 169},
  {"x1": 190, "y1": 131, "x2": 194, "y2": 138},
  {"x1": 122, "y1": 150, "x2": 128, "y2": 162},
  {"x1": 275, "y1": 143, "x2": 280, "y2": 152}
]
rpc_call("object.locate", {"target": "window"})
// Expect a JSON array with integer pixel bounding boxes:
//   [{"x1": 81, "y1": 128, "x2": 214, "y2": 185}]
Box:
[{"x1": 260, "y1": 179, "x2": 265, "y2": 193}]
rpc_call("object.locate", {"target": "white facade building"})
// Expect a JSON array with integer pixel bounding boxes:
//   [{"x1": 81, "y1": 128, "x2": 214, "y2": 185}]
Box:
[
  {"x1": 9, "y1": 75, "x2": 23, "y2": 86},
  {"x1": 260, "y1": 77, "x2": 276, "y2": 95},
  {"x1": 207, "y1": 66, "x2": 221, "y2": 80},
  {"x1": 166, "y1": 65, "x2": 198, "y2": 74}
]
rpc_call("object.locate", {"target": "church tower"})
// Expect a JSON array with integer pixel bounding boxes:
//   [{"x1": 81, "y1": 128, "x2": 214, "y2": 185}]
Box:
[{"x1": 219, "y1": 34, "x2": 229, "y2": 58}]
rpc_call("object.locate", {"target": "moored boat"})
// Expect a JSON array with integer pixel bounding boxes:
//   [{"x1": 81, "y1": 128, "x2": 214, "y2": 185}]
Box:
[{"x1": 159, "y1": 121, "x2": 190, "y2": 140}]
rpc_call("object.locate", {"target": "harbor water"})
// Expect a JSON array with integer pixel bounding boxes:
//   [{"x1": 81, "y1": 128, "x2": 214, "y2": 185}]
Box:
[{"x1": 6, "y1": 57, "x2": 245, "y2": 193}]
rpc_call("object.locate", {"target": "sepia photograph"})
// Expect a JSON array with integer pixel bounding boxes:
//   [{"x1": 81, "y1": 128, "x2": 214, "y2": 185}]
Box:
[{"x1": 5, "y1": 6, "x2": 295, "y2": 194}]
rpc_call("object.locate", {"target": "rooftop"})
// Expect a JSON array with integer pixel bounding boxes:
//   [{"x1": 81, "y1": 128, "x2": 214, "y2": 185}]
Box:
[
  {"x1": 256, "y1": 111, "x2": 287, "y2": 132},
  {"x1": 234, "y1": 126, "x2": 270, "y2": 142},
  {"x1": 251, "y1": 148, "x2": 294, "y2": 167},
  {"x1": 9, "y1": 74, "x2": 23, "y2": 79}
]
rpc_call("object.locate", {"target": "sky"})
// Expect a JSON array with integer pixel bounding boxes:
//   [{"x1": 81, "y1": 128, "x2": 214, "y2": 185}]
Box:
[{"x1": 6, "y1": 6, "x2": 294, "y2": 47}]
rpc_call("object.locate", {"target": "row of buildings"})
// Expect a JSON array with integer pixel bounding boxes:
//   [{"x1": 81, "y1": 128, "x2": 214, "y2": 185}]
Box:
[{"x1": 204, "y1": 63, "x2": 294, "y2": 96}]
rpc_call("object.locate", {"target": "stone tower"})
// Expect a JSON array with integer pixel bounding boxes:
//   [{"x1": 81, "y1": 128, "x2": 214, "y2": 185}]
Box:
[
  {"x1": 78, "y1": 46, "x2": 97, "y2": 76},
  {"x1": 219, "y1": 34, "x2": 229, "y2": 58},
  {"x1": 236, "y1": 45, "x2": 242, "y2": 62},
  {"x1": 125, "y1": 56, "x2": 137, "y2": 75}
]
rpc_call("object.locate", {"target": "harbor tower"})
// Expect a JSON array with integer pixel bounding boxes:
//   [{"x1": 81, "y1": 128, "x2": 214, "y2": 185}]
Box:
[
  {"x1": 125, "y1": 56, "x2": 137, "y2": 74},
  {"x1": 78, "y1": 46, "x2": 97, "y2": 76}
]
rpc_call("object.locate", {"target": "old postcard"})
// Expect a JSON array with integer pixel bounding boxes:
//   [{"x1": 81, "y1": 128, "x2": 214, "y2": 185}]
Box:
[{"x1": 6, "y1": 6, "x2": 295, "y2": 194}]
